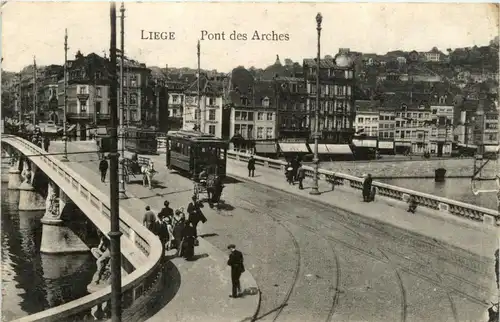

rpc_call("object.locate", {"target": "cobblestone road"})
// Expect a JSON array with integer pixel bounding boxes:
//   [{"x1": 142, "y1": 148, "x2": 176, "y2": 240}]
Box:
[{"x1": 51, "y1": 141, "x2": 495, "y2": 322}]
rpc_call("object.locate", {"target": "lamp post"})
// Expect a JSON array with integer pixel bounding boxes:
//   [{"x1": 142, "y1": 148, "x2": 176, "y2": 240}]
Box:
[
  {"x1": 109, "y1": 3, "x2": 123, "y2": 321},
  {"x1": 119, "y1": 2, "x2": 127, "y2": 199},
  {"x1": 61, "y1": 29, "x2": 69, "y2": 162},
  {"x1": 309, "y1": 12, "x2": 322, "y2": 196}
]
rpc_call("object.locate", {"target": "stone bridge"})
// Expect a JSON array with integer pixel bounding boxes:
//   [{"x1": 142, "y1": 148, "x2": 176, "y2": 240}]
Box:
[{"x1": 1, "y1": 135, "x2": 163, "y2": 322}]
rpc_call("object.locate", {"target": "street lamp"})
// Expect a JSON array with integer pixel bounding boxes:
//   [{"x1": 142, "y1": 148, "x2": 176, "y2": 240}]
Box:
[{"x1": 310, "y1": 12, "x2": 322, "y2": 196}]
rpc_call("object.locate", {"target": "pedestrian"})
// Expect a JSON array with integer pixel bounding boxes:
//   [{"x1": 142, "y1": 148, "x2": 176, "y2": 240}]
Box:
[
  {"x1": 99, "y1": 158, "x2": 108, "y2": 183},
  {"x1": 297, "y1": 164, "x2": 305, "y2": 190},
  {"x1": 158, "y1": 200, "x2": 174, "y2": 255},
  {"x1": 142, "y1": 205, "x2": 157, "y2": 234},
  {"x1": 43, "y1": 136, "x2": 50, "y2": 152},
  {"x1": 285, "y1": 163, "x2": 294, "y2": 185},
  {"x1": 187, "y1": 195, "x2": 207, "y2": 238},
  {"x1": 227, "y1": 244, "x2": 245, "y2": 298},
  {"x1": 362, "y1": 173, "x2": 373, "y2": 202},
  {"x1": 179, "y1": 222, "x2": 197, "y2": 260},
  {"x1": 247, "y1": 156, "x2": 255, "y2": 177},
  {"x1": 172, "y1": 208, "x2": 186, "y2": 252}
]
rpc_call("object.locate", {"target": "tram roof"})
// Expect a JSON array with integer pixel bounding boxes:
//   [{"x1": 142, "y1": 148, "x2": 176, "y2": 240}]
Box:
[{"x1": 167, "y1": 129, "x2": 227, "y2": 142}]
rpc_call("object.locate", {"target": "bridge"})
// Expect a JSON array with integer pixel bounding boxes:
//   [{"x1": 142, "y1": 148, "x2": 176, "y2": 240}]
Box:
[{"x1": 2, "y1": 134, "x2": 499, "y2": 322}]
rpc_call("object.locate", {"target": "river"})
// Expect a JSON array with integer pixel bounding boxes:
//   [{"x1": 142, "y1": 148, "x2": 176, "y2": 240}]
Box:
[
  {"x1": 379, "y1": 177, "x2": 498, "y2": 210},
  {"x1": 1, "y1": 183, "x2": 96, "y2": 321}
]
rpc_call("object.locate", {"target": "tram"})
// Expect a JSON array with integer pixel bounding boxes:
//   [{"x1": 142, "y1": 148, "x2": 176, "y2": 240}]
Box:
[
  {"x1": 124, "y1": 127, "x2": 158, "y2": 154},
  {"x1": 166, "y1": 130, "x2": 228, "y2": 180}
]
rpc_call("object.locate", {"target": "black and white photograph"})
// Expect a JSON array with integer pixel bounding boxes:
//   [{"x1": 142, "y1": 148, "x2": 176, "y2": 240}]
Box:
[{"x1": 1, "y1": 2, "x2": 499, "y2": 322}]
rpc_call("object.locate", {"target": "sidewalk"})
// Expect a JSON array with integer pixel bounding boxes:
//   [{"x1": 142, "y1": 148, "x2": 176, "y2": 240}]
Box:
[
  {"x1": 226, "y1": 159, "x2": 498, "y2": 259},
  {"x1": 49, "y1": 142, "x2": 260, "y2": 322}
]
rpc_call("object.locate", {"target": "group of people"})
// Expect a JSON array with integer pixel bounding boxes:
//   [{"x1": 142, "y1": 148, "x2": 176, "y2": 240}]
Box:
[
  {"x1": 30, "y1": 128, "x2": 50, "y2": 152},
  {"x1": 142, "y1": 196, "x2": 207, "y2": 261},
  {"x1": 285, "y1": 158, "x2": 306, "y2": 189},
  {"x1": 198, "y1": 167, "x2": 225, "y2": 206}
]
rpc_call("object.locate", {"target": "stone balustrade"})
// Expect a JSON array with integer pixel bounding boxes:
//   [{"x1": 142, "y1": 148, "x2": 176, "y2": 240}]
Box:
[
  {"x1": 227, "y1": 150, "x2": 500, "y2": 227},
  {"x1": 3, "y1": 135, "x2": 164, "y2": 322}
]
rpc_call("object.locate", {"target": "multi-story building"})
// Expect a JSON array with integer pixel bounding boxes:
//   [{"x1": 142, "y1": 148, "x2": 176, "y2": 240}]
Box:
[
  {"x1": 353, "y1": 101, "x2": 379, "y2": 137},
  {"x1": 38, "y1": 65, "x2": 63, "y2": 123},
  {"x1": 274, "y1": 76, "x2": 309, "y2": 140},
  {"x1": 182, "y1": 73, "x2": 225, "y2": 138},
  {"x1": 166, "y1": 79, "x2": 186, "y2": 130},
  {"x1": 226, "y1": 80, "x2": 277, "y2": 153},
  {"x1": 378, "y1": 107, "x2": 396, "y2": 153},
  {"x1": 120, "y1": 58, "x2": 152, "y2": 126},
  {"x1": 429, "y1": 102, "x2": 454, "y2": 156},
  {"x1": 302, "y1": 53, "x2": 356, "y2": 144},
  {"x1": 58, "y1": 52, "x2": 111, "y2": 139},
  {"x1": 392, "y1": 101, "x2": 433, "y2": 155},
  {"x1": 421, "y1": 48, "x2": 444, "y2": 62},
  {"x1": 473, "y1": 98, "x2": 498, "y2": 153}
]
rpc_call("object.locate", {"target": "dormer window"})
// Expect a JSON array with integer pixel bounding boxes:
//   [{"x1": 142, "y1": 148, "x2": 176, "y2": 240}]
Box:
[
  {"x1": 241, "y1": 97, "x2": 248, "y2": 106},
  {"x1": 262, "y1": 97, "x2": 270, "y2": 107}
]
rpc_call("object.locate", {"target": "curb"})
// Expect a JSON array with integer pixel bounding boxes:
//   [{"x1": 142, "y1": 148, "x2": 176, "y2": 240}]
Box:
[{"x1": 227, "y1": 170, "x2": 496, "y2": 258}]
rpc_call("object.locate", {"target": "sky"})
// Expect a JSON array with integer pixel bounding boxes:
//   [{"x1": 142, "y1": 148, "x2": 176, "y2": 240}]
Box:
[{"x1": 1, "y1": 2, "x2": 498, "y2": 73}]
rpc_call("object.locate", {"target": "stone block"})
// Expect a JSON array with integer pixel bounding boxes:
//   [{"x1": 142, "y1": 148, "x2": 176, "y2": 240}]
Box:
[
  {"x1": 18, "y1": 183, "x2": 46, "y2": 211},
  {"x1": 7, "y1": 169, "x2": 21, "y2": 190},
  {"x1": 40, "y1": 217, "x2": 90, "y2": 254}
]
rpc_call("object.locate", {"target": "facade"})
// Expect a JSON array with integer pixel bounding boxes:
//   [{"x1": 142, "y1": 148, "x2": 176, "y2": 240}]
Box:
[
  {"x1": 274, "y1": 76, "x2": 309, "y2": 140},
  {"x1": 473, "y1": 102, "x2": 499, "y2": 152},
  {"x1": 353, "y1": 102, "x2": 379, "y2": 137},
  {"x1": 302, "y1": 54, "x2": 356, "y2": 144},
  {"x1": 182, "y1": 73, "x2": 225, "y2": 138},
  {"x1": 422, "y1": 48, "x2": 444, "y2": 62},
  {"x1": 166, "y1": 80, "x2": 186, "y2": 130},
  {"x1": 120, "y1": 59, "x2": 152, "y2": 126},
  {"x1": 378, "y1": 108, "x2": 396, "y2": 153},
  {"x1": 393, "y1": 103, "x2": 433, "y2": 155},
  {"x1": 429, "y1": 104, "x2": 454, "y2": 156}
]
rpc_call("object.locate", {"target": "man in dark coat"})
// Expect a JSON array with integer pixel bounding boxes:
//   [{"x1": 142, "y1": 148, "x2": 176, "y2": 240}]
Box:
[
  {"x1": 158, "y1": 200, "x2": 174, "y2": 256},
  {"x1": 142, "y1": 206, "x2": 157, "y2": 234},
  {"x1": 210, "y1": 176, "x2": 224, "y2": 206},
  {"x1": 297, "y1": 164, "x2": 305, "y2": 190},
  {"x1": 99, "y1": 158, "x2": 108, "y2": 183},
  {"x1": 180, "y1": 222, "x2": 197, "y2": 260},
  {"x1": 187, "y1": 195, "x2": 207, "y2": 238},
  {"x1": 227, "y1": 244, "x2": 245, "y2": 298},
  {"x1": 43, "y1": 136, "x2": 50, "y2": 152},
  {"x1": 362, "y1": 174, "x2": 373, "y2": 202},
  {"x1": 247, "y1": 156, "x2": 255, "y2": 177}
]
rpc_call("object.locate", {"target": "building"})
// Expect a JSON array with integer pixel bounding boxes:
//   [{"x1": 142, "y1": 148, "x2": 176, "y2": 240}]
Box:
[
  {"x1": 120, "y1": 58, "x2": 152, "y2": 126},
  {"x1": 274, "y1": 76, "x2": 309, "y2": 140},
  {"x1": 473, "y1": 98, "x2": 498, "y2": 153},
  {"x1": 302, "y1": 53, "x2": 356, "y2": 144},
  {"x1": 166, "y1": 79, "x2": 186, "y2": 130},
  {"x1": 378, "y1": 107, "x2": 396, "y2": 153},
  {"x1": 429, "y1": 102, "x2": 454, "y2": 156},
  {"x1": 59, "y1": 52, "x2": 111, "y2": 139},
  {"x1": 226, "y1": 79, "x2": 277, "y2": 154},
  {"x1": 353, "y1": 100, "x2": 379, "y2": 137},
  {"x1": 421, "y1": 48, "x2": 444, "y2": 62},
  {"x1": 182, "y1": 73, "x2": 225, "y2": 138},
  {"x1": 38, "y1": 65, "x2": 64, "y2": 124}
]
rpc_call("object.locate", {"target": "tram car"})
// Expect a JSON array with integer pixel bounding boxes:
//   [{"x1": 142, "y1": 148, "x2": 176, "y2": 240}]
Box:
[
  {"x1": 124, "y1": 127, "x2": 158, "y2": 155},
  {"x1": 166, "y1": 130, "x2": 229, "y2": 180}
]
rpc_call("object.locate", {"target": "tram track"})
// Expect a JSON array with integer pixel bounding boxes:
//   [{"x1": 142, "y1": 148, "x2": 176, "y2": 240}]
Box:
[{"x1": 230, "y1": 177, "x2": 491, "y2": 316}]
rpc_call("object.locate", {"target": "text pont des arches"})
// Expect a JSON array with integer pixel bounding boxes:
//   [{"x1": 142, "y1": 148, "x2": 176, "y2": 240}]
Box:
[{"x1": 201, "y1": 30, "x2": 290, "y2": 41}]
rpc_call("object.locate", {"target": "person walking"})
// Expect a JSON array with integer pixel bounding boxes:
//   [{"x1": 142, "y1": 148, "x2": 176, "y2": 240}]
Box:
[
  {"x1": 142, "y1": 206, "x2": 157, "y2": 234},
  {"x1": 187, "y1": 195, "x2": 207, "y2": 238},
  {"x1": 43, "y1": 136, "x2": 50, "y2": 152},
  {"x1": 99, "y1": 158, "x2": 108, "y2": 183},
  {"x1": 179, "y1": 222, "x2": 197, "y2": 260},
  {"x1": 158, "y1": 201, "x2": 174, "y2": 255},
  {"x1": 247, "y1": 156, "x2": 255, "y2": 177},
  {"x1": 362, "y1": 173, "x2": 373, "y2": 202},
  {"x1": 227, "y1": 244, "x2": 245, "y2": 298},
  {"x1": 297, "y1": 164, "x2": 305, "y2": 190}
]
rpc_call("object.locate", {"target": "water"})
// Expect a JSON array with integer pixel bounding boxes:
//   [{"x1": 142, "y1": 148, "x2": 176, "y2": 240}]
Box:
[
  {"x1": 379, "y1": 178, "x2": 498, "y2": 211},
  {"x1": 1, "y1": 183, "x2": 96, "y2": 321}
]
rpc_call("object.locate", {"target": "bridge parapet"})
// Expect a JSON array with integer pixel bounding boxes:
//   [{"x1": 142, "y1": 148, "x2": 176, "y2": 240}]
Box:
[
  {"x1": 2, "y1": 135, "x2": 163, "y2": 322},
  {"x1": 228, "y1": 150, "x2": 500, "y2": 227}
]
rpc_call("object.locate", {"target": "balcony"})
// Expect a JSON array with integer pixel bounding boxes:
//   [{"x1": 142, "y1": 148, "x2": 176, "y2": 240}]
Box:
[{"x1": 67, "y1": 112, "x2": 93, "y2": 120}]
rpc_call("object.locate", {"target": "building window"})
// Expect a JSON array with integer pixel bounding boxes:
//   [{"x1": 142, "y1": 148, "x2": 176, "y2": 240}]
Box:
[
  {"x1": 96, "y1": 87, "x2": 102, "y2": 97},
  {"x1": 262, "y1": 97, "x2": 270, "y2": 107},
  {"x1": 357, "y1": 117, "x2": 364, "y2": 123},
  {"x1": 208, "y1": 97, "x2": 216, "y2": 106},
  {"x1": 248, "y1": 124, "x2": 254, "y2": 138},
  {"x1": 130, "y1": 75, "x2": 138, "y2": 87},
  {"x1": 172, "y1": 95, "x2": 180, "y2": 104},
  {"x1": 209, "y1": 109, "x2": 216, "y2": 121},
  {"x1": 79, "y1": 86, "x2": 87, "y2": 94},
  {"x1": 209, "y1": 125, "x2": 216, "y2": 135},
  {"x1": 80, "y1": 102, "x2": 87, "y2": 112},
  {"x1": 241, "y1": 124, "x2": 247, "y2": 138},
  {"x1": 96, "y1": 101, "x2": 102, "y2": 114},
  {"x1": 130, "y1": 94, "x2": 138, "y2": 105},
  {"x1": 267, "y1": 113, "x2": 273, "y2": 121},
  {"x1": 488, "y1": 134, "x2": 497, "y2": 141},
  {"x1": 234, "y1": 124, "x2": 240, "y2": 134},
  {"x1": 336, "y1": 86, "x2": 345, "y2": 96},
  {"x1": 389, "y1": 132, "x2": 394, "y2": 138},
  {"x1": 257, "y1": 127, "x2": 264, "y2": 139},
  {"x1": 257, "y1": 112, "x2": 264, "y2": 120},
  {"x1": 235, "y1": 111, "x2": 241, "y2": 120},
  {"x1": 248, "y1": 112, "x2": 254, "y2": 121},
  {"x1": 95, "y1": 72, "x2": 102, "y2": 79},
  {"x1": 266, "y1": 127, "x2": 273, "y2": 139}
]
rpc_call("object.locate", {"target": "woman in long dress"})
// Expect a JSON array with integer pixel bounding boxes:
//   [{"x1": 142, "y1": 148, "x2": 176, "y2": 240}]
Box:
[
  {"x1": 172, "y1": 208, "x2": 186, "y2": 252},
  {"x1": 179, "y1": 222, "x2": 197, "y2": 260}
]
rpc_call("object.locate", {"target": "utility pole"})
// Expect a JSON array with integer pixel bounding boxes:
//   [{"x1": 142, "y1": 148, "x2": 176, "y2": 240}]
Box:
[
  {"x1": 18, "y1": 72, "x2": 22, "y2": 133},
  {"x1": 109, "y1": 3, "x2": 123, "y2": 321},
  {"x1": 61, "y1": 29, "x2": 69, "y2": 162},
  {"x1": 119, "y1": 2, "x2": 127, "y2": 199},
  {"x1": 197, "y1": 40, "x2": 201, "y2": 131},
  {"x1": 310, "y1": 13, "x2": 322, "y2": 196},
  {"x1": 33, "y1": 56, "x2": 37, "y2": 126}
]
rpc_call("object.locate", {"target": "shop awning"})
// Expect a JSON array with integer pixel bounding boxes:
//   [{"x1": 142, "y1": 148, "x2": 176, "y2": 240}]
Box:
[
  {"x1": 484, "y1": 145, "x2": 499, "y2": 153},
  {"x1": 67, "y1": 125, "x2": 77, "y2": 132},
  {"x1": 352, "y1": 139, "x2": 377, "y2": 148},
  {"x1": 378, "y1": 141, "x2": 394, "y2": 149},
  {"x1": 325, "y1": 144, "x2": 352, "y2": 155},
  {"x1": 317, "y1": 144, "x2": 330, "y2": 154},
  {"x1": 279, "y1": 143, "x2": 309, "y2": 153},
  {"x1": 395, "y1": 142, "x2": 411, "y2": 147},
  {"x1": 255, "y1": 143, "x2": 277, "y2": 154}
]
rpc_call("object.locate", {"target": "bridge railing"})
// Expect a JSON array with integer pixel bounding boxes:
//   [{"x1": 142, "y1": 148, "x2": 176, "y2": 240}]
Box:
[
  {"x1": 227, "y1": 150, "x2": 500, "y2": 226},
  {"x1": 3, "y1": 135, "x2": 164, "y2": 322}
]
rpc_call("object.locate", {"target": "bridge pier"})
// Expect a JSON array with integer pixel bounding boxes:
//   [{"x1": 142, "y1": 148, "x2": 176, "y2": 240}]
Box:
[
  {"x1": 18, "y1": 160, "x2": 45, "y2": 211},
  {"x1": 7, "y1": 153, "x2": 22, "y2": 189},
  {"x1": 40, "y1": 181, "x2": 90, "y2": 254}
]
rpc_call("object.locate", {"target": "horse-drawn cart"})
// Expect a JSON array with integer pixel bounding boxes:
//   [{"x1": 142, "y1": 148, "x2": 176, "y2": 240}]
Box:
[{"x1": 121, "y1": 154, "x2": 157, "y2": 188}]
